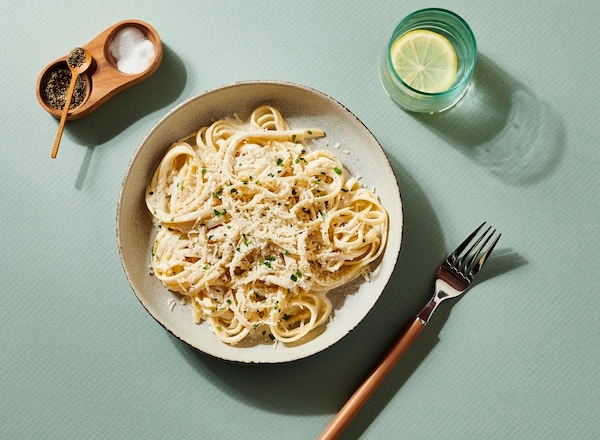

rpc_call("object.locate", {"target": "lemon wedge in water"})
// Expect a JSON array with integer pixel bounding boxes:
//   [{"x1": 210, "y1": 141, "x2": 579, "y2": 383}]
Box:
[{"x1": 391, "y1": 29, "x2": 458, "y2": 93}]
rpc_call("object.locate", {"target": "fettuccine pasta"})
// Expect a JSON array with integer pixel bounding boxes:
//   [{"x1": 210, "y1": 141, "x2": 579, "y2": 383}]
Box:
[{"x1": 146, "y1": 106, "x2": 388, "y2": 345}]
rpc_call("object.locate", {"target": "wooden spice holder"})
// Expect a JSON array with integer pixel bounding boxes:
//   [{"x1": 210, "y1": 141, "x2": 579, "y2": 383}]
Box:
[{"x1": 36, "y1": 19, "x2": 163, "y2": 121}]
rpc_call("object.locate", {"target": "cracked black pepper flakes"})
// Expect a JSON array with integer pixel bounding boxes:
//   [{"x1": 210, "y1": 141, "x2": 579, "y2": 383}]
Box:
[
  {"x1": 41, "y1": 65, "x2": 88, "y2": 110},
  {"x1": 67, "y1": 47, "x2": 86, "y2": 68}
]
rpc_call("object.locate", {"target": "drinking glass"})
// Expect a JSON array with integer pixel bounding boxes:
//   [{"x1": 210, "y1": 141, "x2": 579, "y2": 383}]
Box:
[{"x1": 380, "y1": 8, "x2": 477, "y2": 114}]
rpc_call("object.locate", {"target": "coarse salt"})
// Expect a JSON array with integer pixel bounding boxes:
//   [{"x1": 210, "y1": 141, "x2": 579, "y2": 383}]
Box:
[{"x1": 109, "y1": 26, "x2": 155, "y2": 74}]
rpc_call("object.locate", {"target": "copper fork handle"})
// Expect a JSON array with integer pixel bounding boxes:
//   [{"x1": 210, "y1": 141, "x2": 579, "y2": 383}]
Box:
[{"x1": 319, "y1": 318, "x2": 426, "y2": 440}]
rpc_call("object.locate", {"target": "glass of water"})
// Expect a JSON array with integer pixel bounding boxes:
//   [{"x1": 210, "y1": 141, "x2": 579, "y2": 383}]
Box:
[{"x1": 380, "y1": 8, "x2": 477, "y2": 114}]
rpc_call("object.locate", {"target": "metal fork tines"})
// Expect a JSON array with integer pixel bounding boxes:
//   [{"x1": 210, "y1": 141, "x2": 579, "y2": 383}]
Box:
[{"x1": 418, "y1": 222, "x2": 501, "y2": 324}]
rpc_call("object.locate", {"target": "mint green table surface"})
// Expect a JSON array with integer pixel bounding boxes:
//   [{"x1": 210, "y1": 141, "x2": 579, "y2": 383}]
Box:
[{"x1": 2, "y1": 1, "x2": 598, "y2": 439}]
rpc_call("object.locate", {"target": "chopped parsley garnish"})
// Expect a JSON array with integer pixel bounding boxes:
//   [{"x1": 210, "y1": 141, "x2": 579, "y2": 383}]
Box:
[
  {"x1": 262, "y1": 255, "x2": 276, "y2": 269},
  {"x1": 290, "y1": 269, "x2": 303, "y2": 282}
]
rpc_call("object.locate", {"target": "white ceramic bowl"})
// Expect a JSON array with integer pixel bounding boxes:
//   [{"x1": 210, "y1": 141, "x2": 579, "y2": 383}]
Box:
[{"x1": 117, "y1": 80, "x2": 403, "y2": 363}]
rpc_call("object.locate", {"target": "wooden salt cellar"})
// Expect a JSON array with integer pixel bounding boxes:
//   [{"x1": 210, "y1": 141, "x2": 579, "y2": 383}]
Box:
[{"x1": 36, "y1": 19, "x2": 163, "y2": 121}]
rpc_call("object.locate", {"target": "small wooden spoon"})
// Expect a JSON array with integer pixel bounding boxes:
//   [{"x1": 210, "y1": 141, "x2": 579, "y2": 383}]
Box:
[{"x1": 50, "y1": 47, "x2": 92, "y2": 159}]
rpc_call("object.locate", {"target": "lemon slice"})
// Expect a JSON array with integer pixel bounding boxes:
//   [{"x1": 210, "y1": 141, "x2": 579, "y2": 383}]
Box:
[{"x1": 390, "y1": 29, "x2": 458, "y2": 93}]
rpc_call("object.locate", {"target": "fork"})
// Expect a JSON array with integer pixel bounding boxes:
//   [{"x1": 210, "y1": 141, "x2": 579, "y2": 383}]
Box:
[{"x1": 319, "y1": 222, "x2": 501, "y2": 440}]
